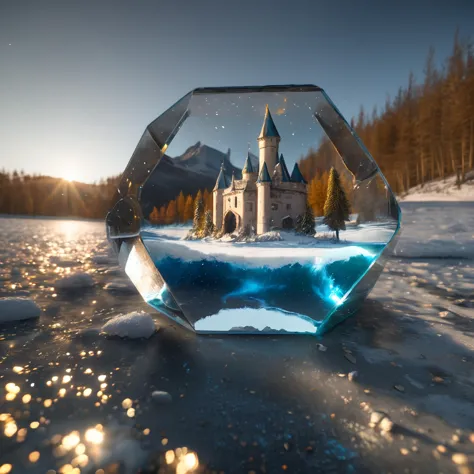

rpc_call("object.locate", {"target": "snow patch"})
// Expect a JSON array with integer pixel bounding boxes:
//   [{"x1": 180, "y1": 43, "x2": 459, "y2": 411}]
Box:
[
  {"x1": 102, "y1": 312, "x2": 156, "y2": 339},
  {"x1": 0, "y1": 298, "x2": 41, "y2": 323},
  {"x1": 194, "y1": 307, "x2": 318, "y2": 334},
  {"x1": 55, "y1": 273, "x2": 95, "y2": 290},
  {"x1": 142, "y1": 224, "x2": 390, "y2": 269},
  {"x1": 400, "y1": 174, "x2": 474, "y2": 202},
  {"x1": 394, "y1": 202, "x2": 474, "y2": 259}
]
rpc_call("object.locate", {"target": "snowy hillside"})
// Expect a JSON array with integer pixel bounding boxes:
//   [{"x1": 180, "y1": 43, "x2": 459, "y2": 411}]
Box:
[{"x1": 399, "y1": 171, "x2": 474, "y2": 202}]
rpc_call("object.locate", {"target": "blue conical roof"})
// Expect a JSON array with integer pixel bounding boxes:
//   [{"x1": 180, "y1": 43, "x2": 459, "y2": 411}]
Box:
[
  {"x1": 242, "y1": 152, "x2": 255, "y2": 174},
  {"x1": 291, "y1": 162, "x2": 307, "y2": 184},
  {"x1": 214, "y1": 164, "x2": 229, "y2": 190},
  {"x1": 279, "y1": 154, "x2": 291, "y2": 182},
  {"x1": 258, "y1": 105, "x2": 280, "y2": 139},
  {"x1": 257, "y1": 162, "x2": 272, "y2": 183}
]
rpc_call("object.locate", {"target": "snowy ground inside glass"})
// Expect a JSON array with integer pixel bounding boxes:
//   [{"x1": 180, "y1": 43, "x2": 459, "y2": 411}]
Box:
[
  {"x1": 0, "y1": 202, "x2": 473, "y2": 473},
  {"x1": 141, "y1": 219, "x2": 397, "y2": 269},
  {"x1": 141, "y1": 221, "x2": 397, "y2": 332}
]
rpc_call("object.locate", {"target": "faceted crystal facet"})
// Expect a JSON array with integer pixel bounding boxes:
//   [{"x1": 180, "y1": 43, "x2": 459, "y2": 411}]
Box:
[{"x1": 107, "y1": 85, "x2": 400, "y2": 335}]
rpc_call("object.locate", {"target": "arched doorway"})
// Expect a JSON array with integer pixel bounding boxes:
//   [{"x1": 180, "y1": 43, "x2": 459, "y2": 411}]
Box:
[
  {"x1": 282, "y1": 216, "x2": 294, "y2": 229},
  {"x1": 224, "y1": 211, "x2": 237, "y2": 234}
]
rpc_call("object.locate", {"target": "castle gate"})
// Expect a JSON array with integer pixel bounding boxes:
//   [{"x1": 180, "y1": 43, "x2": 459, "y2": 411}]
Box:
[
  {"x1": 224, "y1": 211, "x2": 237, "y2": 234},
  {"x1": 282, "y1": 216, "x2": 294, "y2": 229}
]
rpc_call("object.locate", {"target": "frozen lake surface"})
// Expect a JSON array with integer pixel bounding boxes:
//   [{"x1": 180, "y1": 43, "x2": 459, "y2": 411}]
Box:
[{"x1": 0, "y1": 205, "x2": 473, "y2": 473}]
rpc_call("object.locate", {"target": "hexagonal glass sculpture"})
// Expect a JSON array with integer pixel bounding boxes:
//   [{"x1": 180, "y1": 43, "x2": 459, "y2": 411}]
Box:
[{"x1": 106, "y1": 85, "x2": 400, "y2": 336}]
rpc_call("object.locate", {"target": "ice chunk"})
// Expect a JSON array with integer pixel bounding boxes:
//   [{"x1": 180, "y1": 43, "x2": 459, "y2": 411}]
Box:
[
  {"x1": 55, "y1": 273, "x2": 95, "y2": 290},
  {"x1": 92, "y1": 254, "x2": 115, "y2": 265},
  {"x1": 151, "y1": 391, "x2": 172, "y2": 404},
  {"x1": 102, "y1": 312, "x2": 156, "y2": 339},
  {"x1": 0, "y1": 298, "x2": 41, "y2": 322},
  {"x1": 103, "y1": 279, "x2": 136, "y2": 294}
]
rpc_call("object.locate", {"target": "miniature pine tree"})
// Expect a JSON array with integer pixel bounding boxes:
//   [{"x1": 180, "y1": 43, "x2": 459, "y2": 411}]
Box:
[
  {"x1": 165, "y1": 199, "x2": 177, "y2": 225},
  {"x1": 323, "y1": 167, "x2": 351, "y2": 241},
  {"x1": 176, "y1": 191, "x2": 185, "y2": 223},
  {"x1": 158, "y1": 206, "x2": 166, "y2": 224},
  {"x1": 193, "y1": 190, "x2": 204, "y2": 232},
  {"x1": 149, "y1": 206, "x2": 159, "y2": 223},
  {"x1": 300, "y1": 203, "x2": 316, "y2": 235},
  {"x1": 203, "y1": 189, "x2": 210, "y2": 210},
  {"x1": 183, "y1": 195, "x2": 194, "y2": 222},
  {"x1": 295, "y1": 214, "x2": 303, "y2": 233},
  {"x1": 202, "y1": 209, "x2": 214, "y2": 237}
]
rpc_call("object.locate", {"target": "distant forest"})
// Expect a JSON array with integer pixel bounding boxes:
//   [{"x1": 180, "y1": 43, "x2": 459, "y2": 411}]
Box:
[
  {"x1": 1, "y1": 31, "x2": 472, "y2": 219},
  {"x1": 300, "y1": 30, "x2": 474, "y2": 193},
  {"x1": 0, "y1": 172, "x2": 120, "y2": 219}
]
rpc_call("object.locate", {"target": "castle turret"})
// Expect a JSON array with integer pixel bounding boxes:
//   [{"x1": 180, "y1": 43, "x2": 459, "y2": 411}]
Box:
[
  {"x1": 257, "y1": 105, "x2": 280, "y2": 176},
  {"x1": 256, "y1": 162, "x2": 272, "y2": 234},
  {"x1": 290, "y1": 162, "x2": 307, "y2": 184},
  {"x1": 242, "y1": 151, "x2": 257, "y2": 181},
  {"x1": 275, "y1": 153, "x2": 291, "y2": 182},
  {"x1": 213, "y1": 164, "x2": 228, "y2": 230}
]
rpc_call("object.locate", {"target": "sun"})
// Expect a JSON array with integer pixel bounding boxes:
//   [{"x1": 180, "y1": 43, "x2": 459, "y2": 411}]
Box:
[{"x1": 60, "y1": 171, "x2": 77, "y2": 182}]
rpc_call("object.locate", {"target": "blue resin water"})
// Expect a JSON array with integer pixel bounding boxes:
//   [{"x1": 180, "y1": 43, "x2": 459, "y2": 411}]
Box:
[{"x1": 144, "y1": 243, "x2": 384, "y2": 334}]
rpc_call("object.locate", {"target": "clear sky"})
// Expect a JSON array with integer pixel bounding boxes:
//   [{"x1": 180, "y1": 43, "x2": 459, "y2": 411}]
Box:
[{"x1": 1, "y1": 0, "x2": 473, "y2": 183}]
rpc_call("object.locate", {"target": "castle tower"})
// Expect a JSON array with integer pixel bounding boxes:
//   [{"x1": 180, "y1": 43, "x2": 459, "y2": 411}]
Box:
[
  {"x1": 213, "y1": 164, "x2": 228, "y2": 230},
  {"x1": 256, "y1": 162, "x2": 272, "y2": 234},
  {"x1": 257, "y1": 105, "x2": 280, "y2": 175},
  {"x1": 242, "y1": 151, "x2": 257, "y2": 181}
]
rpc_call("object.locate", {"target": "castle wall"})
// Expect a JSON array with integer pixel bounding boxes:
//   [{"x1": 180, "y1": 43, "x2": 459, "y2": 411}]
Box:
[
  {"x1": 213, "y1": 189, "x2": 224, "y2": 230},
  {"x1": 242, "y1": 171, "x2": 257, "y2": 182},
  {"x1": 241, "y1": 190, "x2": 257, "y2": 232},
  {"x1": 268, "y1": 188, "x2": 307, "y2": 229}
]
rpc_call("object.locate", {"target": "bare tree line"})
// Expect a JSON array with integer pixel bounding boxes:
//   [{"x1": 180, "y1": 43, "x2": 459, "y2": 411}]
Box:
[{"x1": 300, "y1": 30, "x2": 474, "y2": 194}]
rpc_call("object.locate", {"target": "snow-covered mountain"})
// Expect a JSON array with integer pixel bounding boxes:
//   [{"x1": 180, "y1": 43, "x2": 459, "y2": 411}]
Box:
[
  {"x1": 399, "y1": 171, "x2": 474, "y2": 202},
  {"x1": 141, "y1": 143, "x2": 259, "y2": 213},
  {"x1": 173, "y1": 141, "x2": 258, "y2": 177}
]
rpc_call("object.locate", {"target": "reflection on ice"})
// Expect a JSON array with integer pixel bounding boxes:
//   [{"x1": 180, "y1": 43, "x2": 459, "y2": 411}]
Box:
[{"x1": 194, "y1": 307, "x2": 319, "y2": 334}]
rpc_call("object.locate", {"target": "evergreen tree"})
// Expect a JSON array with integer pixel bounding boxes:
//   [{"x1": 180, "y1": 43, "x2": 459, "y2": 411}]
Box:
[
  {"x1": 203, "y1": 189, "x2": 210, "y2": 211},
  {"x1": 159, "y1": 206, "x2": 166, "y2": 224},
  {"x1": 323, "y1": 167, "x2": 351, "y2": 241},
  {"x1": 165, "y1": 199, "x2": 177, "y2": 225},
  {"x1": 183, "y1": 195, "x2": 194, "y2": 222},
  {"x1": 300, "y1": 203, "x2": 316, "y2": 235},
  {"x1": 308, "y1": 172, "x2": 328, "y2": 216},
  {"x1": 202, "y1": 209, "x2": 214, "y2": 237},
  {"x1": 176, "y1": 191, "x2": 185, "y2": 223},
  {"x1": 149, "y1": 206, "x2": 159, "y2": 223},
  {"x1": 295, "y1": 214, "x2": 303, "y2": 233},
  {"x1": 193, "y1": 190, "x2": 204, "y2": 232}
]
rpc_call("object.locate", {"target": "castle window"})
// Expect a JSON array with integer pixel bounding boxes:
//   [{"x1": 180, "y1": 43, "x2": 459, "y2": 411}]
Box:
[
  {"x1": 234, "y1": 196, "x2": 238, "y2": 207},
  {"x1": 286, "y1": 203, "x2": 291, "y2": 210},
  {"x1": 271, "y1": 203, "x2": 278, "y2": 211},
  {"x1": 246, "y1": 202, "x2": 253, "y2": 212}
]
